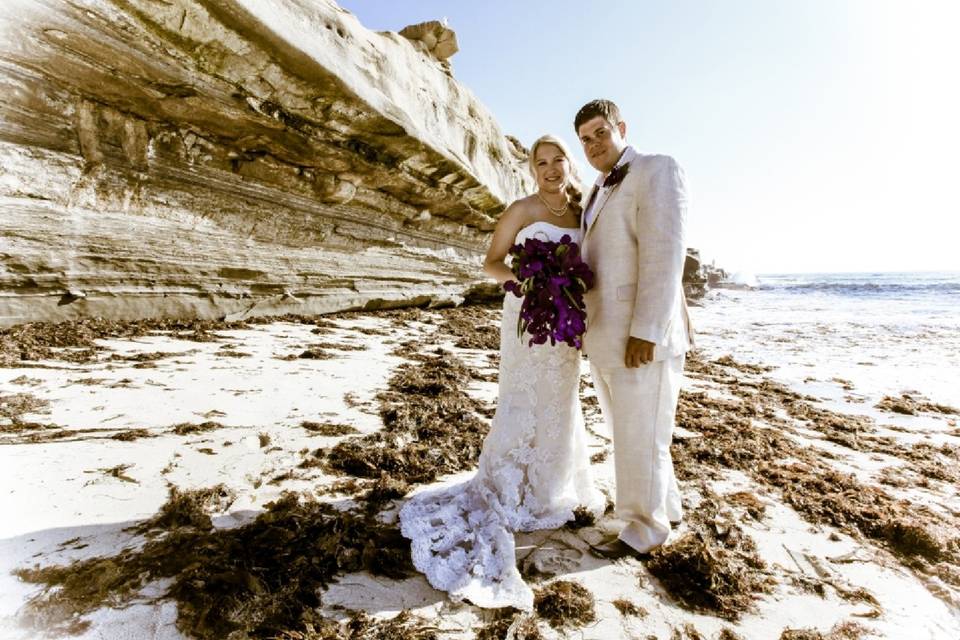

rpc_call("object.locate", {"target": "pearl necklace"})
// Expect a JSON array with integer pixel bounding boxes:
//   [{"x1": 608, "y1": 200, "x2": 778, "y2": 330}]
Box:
[{"x1": 536, "y1": 191, "x2": 569, "y2": 217}]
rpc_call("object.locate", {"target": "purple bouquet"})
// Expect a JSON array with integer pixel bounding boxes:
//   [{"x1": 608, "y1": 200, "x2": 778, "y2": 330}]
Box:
[{"x1": 502, "y1": 234, "x2": 595, "y2": 349}]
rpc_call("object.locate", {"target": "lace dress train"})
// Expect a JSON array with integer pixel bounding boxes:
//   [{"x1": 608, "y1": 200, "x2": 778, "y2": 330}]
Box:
[{"x1": 399, "y1": 222, "x2": 604, "y2": 610}]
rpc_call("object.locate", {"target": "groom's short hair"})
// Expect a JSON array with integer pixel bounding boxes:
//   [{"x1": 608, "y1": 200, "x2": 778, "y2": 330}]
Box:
[{"x1": 574, "y1": 99, "x2": 622, "y2": 132}]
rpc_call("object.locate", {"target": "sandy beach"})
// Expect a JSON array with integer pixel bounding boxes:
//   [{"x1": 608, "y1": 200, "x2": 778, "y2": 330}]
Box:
[{"x1": 2, "y1": 296, "x2": 959, "y2": 640}]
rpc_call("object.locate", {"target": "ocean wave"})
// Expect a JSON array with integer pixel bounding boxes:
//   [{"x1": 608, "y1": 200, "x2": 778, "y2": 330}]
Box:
[{"x1": 757, "y1": 282, "x2": 960, "y2": 295}]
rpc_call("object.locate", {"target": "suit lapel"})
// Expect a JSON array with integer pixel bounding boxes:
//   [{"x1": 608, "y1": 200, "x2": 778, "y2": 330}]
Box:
[
  {"x1": 585, "y1": 155, "x2": 637, "y2": 238},
  {"x1": 580, "y1": 186, "x2": 597, "y2": 237},
  {"x1": 584, "y1": 182, "x2": 618, "y2": 238}
]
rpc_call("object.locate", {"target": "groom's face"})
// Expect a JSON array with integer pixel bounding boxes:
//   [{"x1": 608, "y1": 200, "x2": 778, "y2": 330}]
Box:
[{"x1": 577, "y1": 116, "x2": 627, "y2": 174}]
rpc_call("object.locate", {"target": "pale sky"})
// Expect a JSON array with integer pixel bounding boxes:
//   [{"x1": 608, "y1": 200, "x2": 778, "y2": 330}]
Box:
[{"x1": 338, "y1": 0, "x2": 960, "y2": 274}]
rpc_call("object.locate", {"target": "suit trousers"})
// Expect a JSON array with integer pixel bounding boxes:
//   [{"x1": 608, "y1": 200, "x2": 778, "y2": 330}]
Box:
[{"x1": 590, "y1": 354, "x2": 685, "y2": 552}]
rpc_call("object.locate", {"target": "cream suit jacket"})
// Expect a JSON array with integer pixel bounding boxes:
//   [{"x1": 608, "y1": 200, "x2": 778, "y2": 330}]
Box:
[{"x1": 580, "y1": 150, "x2": 692, "y2": 369}]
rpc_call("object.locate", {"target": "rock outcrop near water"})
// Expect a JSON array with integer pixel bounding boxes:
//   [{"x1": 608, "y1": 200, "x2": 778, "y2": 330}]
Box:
[{"x1": 0, "y1": 0, "x2": 532, "y2": 326}]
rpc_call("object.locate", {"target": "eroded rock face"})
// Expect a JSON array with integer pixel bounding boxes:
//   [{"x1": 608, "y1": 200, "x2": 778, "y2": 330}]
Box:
[{"x1": 0, "y1": 0, "x2": 531, "y2": 326}]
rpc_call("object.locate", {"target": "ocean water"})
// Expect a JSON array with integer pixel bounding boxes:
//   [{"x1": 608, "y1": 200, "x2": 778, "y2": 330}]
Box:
[{"x1": 689, "y1": 271, "x2": 960, "y2": 408}]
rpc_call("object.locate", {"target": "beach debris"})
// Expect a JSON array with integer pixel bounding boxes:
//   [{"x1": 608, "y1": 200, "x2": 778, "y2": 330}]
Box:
[
  {"x1": 779, "y1": 620, "x2": 871, "y2": 639},
  {"x1": 533, "y1": 580, "x2": 596, "y2": 629},
  {"x1": 713, "y1": 354, "x2": 774, "y2": 374},
  {"x1": 670, "y1": 623, "x2": 707, "y2": 639},
  {"x1": 304, "y1": 340, "x2": 368, "y2": 352},
  {"x1": 675, "y1": 353, "x2": 960, "y2": 596},
  {"x1": 109, "y1": 350, "x2": 186, "y2": 363},
  {"x1": 300, "y1": 421, "x2": 359, "y2": 436},
  {"x1": 646, "y1": 492, "x2": 773, "y2": 620},
  {"x1": 325, "y1": 349, "x2": 488, "y2": 484},
  {"x1": 16, "y1": 490, "x2": 412, "y2": 639},
  {"x1": 89, "y1": 463, "x2": 137, "y2": 484},
  {"x1": 171, "y1": 421, "x2": 223, "y2": 435},
  {"x1": 136, "y1": 485, "x2": 234, "y2": 532},
  {"x1": 875, "y1": 393, "x2": 958, "y2": 416},
  {"x1": 475, "y1": 610, "x2": 543, "y2": 640},
  {"x1": 109, "y1": 428, "x2": 153, "y2": 441},
  {"x1": 0, "y1": 314, "x2": 355, "y2": 366},
  {"x1": 0, "y1": 317, "x2": 247, "y2": 365},
  {"x1": 0, "y1": 391, "x2": 51, "y2": 429},
  {"x1": 298, "y1": 347, "x2": 334, "y2": 359},
  {"x1": 440, "y1": 305, "x2": 501, "y2": 349},
  {"x1": 611, "y1": 598, "x2": 647, "y2": 617},
  {"x1": 217, "y1": 349, "x2": 252, "y2": 358},
  {"x1": 725, "y1": 491, "x2": 767, "y2": 521}
]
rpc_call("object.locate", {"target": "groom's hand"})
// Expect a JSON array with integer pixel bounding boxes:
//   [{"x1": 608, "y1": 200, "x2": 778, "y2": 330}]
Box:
[{"x1": 625, "y1": 337, "x2": 655, "y2": 367}]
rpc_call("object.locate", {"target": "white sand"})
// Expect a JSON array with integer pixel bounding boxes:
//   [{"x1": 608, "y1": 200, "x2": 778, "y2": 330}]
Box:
[{"x1": 1, "y1": 305, "x2": 958, "y2": 639}]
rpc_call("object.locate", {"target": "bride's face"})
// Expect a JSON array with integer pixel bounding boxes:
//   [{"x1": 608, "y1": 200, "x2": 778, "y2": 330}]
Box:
[{"x1": 533, "y1": 143, "x2": 570, "y2": 194}]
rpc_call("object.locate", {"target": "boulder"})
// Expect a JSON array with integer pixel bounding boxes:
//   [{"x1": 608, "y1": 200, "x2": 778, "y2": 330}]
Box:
[{"x1": 399, "y1": 20, "x2": 459, "y2": 61}]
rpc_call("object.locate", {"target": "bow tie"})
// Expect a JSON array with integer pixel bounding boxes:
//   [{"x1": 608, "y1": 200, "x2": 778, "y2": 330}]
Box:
[{"x1": 602, "y1": 163, "x2": 629, "y2": 188}]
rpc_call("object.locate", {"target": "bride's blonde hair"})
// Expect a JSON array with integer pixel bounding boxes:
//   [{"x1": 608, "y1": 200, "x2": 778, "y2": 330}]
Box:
[{"x1": 528, "y1": 134, "x2": 583, "y2": 209}]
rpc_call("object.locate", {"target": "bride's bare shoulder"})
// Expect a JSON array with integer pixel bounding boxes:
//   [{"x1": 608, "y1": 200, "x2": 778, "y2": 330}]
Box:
[{"x1": 500, "y1": 195, "x2": 537, "y2": 222}]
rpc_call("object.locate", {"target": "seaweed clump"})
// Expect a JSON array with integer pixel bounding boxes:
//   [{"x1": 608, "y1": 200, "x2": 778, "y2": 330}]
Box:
[
  {"x1": 779, "y1": 621, "x2": 870, "y2": 640},
  {"x1": 16, "y1": 491, "x2": 413, "y2": 639},
  {"x1": 533, "y1": 580, "x2": 596, "y2": 630},
  {"x1": 325, "y1": 349, "x2": 488, "y2": 485},
  {"x1": 301, "y1": 421, "x2": 359, "y2": 436},
  {"x1": 611, "y1": 598, "x2": 647, "y2": 617},
  {"x1": 475, "y1": 610, "x2": 543, "y2": 640},
  {"x1": 272, "y1": 610, "x2": 440, "y2": 640},
  {"x1": 0, "y1": 391, "x2": 50, "y2": 430},
  {"x1": 440, "y1": 305, "x2": 501, "y2": 350},
  {"x1": 875, "y1": 393, "x2": 958, "y2": 416},
  {"x1": 646, "y1": 493, "x2": 773, "y2": 620}
]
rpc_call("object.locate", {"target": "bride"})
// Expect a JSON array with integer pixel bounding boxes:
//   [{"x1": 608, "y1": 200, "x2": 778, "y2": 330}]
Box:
[{"x1": 399, "y1": 134, "x2": 604, "y2": 610}]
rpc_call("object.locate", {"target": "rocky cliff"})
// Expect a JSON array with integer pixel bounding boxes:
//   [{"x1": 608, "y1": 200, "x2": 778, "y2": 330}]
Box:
[{"x1": 0, "y1": 0, "x2": 532, "y2": 326}]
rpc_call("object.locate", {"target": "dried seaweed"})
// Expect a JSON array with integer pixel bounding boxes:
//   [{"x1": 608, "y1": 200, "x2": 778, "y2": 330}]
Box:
[
  {"x1": 0, "y1": 317, "x2": 241, "y2": 365},
  {"x1": 646, "y1": 492, "x2": 773, "y2": 619},
  {"x1": 876, "y1": 394, "x2": 958, "y2": 416},
  {"x1": 171, "y1": 421, "x2": 224, "y2": 435},
  {"x1": 475, "y1": 610, "x2": 543, "y2": 640},
  {"x1": 17, "y1": 491, "x2": 413, "y2": 639},
  {"x1": 93, "y1": 464, "x2": 137, "y2": 484},
  {"x1": 305, "y1": 341, "x2": 367, "y2": 352},
  {"x1": 300, "y1": 421, "x2": 359, "y2": 436},
  {"x1": 0, "y1": 391, "x2": 50, "y2": 423},
  {"x1": 109, "y1": 428, "x2": 153, "y2": 441},
  {"x1": 299, "y1": 348, "x2": 334, "y2": 359},
  {"x1": 325, "y1": 349, "x2": 488, "y2": 484},
  {"x1": 779, "y1": 621, "x2": 870, "y2": 640},
  {"x1": 675, "y1": 354, "x2": 960, "y2": 570},
  {"x1": 533, "y1": 580, "x2": 596, "y2": 629},
  {"x1": 440, "y1": 305, "x2": 501, "y2": 350},
  {"x1": 724, "y1": 491, "x2": 767, "y2": 520},
  {"x1": 671, "y1": 624, "x2": 706, "y2": 640},
  {"x1": 611, "y1": 598, "x2": 647, "y2": 617}
]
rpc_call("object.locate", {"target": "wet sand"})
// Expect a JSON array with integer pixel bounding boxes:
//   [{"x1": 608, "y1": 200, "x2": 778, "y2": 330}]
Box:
[{"x1": 1, "y1": 303, "x2": 958, "y2": 639}]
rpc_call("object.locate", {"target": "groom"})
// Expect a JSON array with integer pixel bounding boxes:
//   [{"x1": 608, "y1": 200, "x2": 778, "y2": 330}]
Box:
[{"x1": 574, "y1": 99, "x2": 692, "y2": 555}]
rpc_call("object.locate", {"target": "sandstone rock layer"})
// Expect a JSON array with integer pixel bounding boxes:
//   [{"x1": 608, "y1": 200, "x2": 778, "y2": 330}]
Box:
[{"x1": 0, "y1": 0, "x2": 531, "y2": 326}]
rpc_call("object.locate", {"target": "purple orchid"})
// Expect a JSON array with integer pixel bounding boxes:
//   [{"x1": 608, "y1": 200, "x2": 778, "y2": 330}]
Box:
[{"x1": 502, "y1": 234, "x2": 595, "y2": 349}]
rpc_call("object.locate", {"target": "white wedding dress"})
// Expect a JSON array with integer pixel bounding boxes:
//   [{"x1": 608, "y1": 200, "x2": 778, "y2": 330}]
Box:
[{"x1": 399, "y1": 221, "x2": 604, "y2": 610}]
